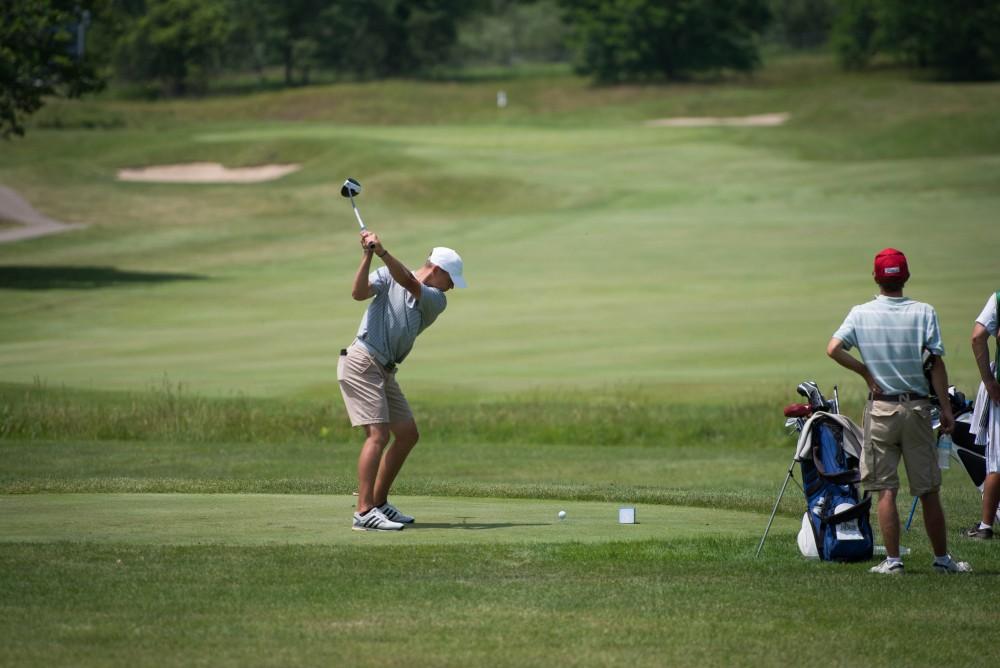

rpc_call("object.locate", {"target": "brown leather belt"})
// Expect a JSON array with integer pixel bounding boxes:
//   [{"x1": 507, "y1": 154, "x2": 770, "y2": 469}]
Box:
[{"x1": 869, "y1": 392, "x2": 927, "y2": 402}]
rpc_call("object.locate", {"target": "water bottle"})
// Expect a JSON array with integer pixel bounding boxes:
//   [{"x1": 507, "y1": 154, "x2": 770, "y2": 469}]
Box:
[
  {"x1": 937, "y1": 434, "x2": 952, "y2": 470},
  {"x1": 874, "y1": 545, "x2": 911, "y2": 556}
]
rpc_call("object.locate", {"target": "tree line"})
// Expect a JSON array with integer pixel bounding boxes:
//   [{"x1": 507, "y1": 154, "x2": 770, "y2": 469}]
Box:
[{"x1": 4, "y1": 0, "x2": 1000, "y2": 137}]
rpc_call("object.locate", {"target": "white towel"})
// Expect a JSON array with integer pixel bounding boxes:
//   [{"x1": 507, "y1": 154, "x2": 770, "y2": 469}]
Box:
[{"x1": 971, "y1": 365, "x2": 1000, "y2": 474}]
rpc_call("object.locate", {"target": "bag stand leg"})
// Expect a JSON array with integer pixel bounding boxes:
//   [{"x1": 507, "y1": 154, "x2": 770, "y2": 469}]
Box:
[
  {"x1": 756, "y1": 456, "x2": 801, "y2": 557},
  {"x1": 904, "y1": 495, "x2": 919, "y2": 531}
]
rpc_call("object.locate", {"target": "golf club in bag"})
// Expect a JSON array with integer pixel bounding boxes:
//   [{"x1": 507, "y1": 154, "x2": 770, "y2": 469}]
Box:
[
  {"x1": 904, "y1": 384, "x2": 1000, "y2": 530},
  {"x1": 904, "y1": 354, "x2": 1000, "y2": 529},
  {"x1": 756, "y1": 382, "x2": 874, "y2": 561}
]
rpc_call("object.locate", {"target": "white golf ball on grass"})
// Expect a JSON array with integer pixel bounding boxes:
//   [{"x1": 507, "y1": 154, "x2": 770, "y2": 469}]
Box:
[{"x1": 558, "y1": 510, "x2": 566, "y2": 520}]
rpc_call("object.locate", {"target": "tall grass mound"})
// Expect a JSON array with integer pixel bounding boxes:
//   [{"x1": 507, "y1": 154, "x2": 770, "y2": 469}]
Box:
[{"x1": 0, "y1": 381, "x2": 784, "y2": 448}]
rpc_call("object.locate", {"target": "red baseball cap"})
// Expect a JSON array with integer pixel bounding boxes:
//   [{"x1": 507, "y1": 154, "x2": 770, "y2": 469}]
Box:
[{"x1": 873, "y1": 248, "x2": 910, "y2": 283}]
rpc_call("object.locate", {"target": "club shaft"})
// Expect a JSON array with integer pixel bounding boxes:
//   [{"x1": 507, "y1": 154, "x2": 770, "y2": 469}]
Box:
[
  {"x1": 350, "y1": 197, "x2": 366, "y2": 231},
  {"x1": 350, "y1": 195, "x2": 375, "y2": 249}
]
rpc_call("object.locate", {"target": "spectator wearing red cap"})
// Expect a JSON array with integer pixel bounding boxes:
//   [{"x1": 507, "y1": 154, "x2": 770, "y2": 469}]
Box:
[{"x1": 827, "y1": 248, "x2": 971, "y2": 574}]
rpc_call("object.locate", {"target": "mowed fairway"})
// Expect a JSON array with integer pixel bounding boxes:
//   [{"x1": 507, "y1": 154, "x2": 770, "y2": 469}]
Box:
[
  {"x1": 1, "y1": 58, "x2": 998, "y2": 397},
  {"x1": 2, "y1": 55, "x2": 1000, "y2": 666},
  {"x1": 0, "y1": 494, "x2": 794, "y2": 545}
]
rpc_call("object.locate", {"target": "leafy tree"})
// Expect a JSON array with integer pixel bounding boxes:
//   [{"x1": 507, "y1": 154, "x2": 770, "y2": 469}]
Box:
[
  {"x1": 769, "y1": 0, "x2": 833, "y2": 49},
  {"x1": 114, "y1": 0, "x2": 232, "y2": 95},
  {"x1": 883, "y1": 0, "x2": 1000, "y2": 80},
  {"x1": 560, "y1": 0, "x2": 771, "y2": 82},
  {"x1": 312, "y1": 0, "x2": 480, "y2": 79},
  {"x1": 0, "y1": 0, "x2": 106, "y2": 138},
  {"x1": 830, "y1": 0, "x2": 881, "y2": 69},
  {"x1": 223, "y1": 0, "x2": 279, "y2": 85},
  {"x1": 832, "y1": 0, "x2": 1000, "y2": 80},
  {"x1": 251, "y1": 0, "x2": 324, "y2": 85},
  {"x1": 456, "y1": 0, "x2": 569, "y2": 66}
]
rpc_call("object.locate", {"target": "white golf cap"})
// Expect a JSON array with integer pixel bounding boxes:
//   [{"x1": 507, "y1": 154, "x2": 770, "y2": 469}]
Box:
[{"x1": 428, "y1": 247, "x2": 466, "y2": 288}]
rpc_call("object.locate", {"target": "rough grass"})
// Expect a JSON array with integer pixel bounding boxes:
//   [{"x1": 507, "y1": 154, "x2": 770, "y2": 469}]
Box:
[
  {"x1": 0, "y1": 381, "x2": 785, "y2": 447},
  {"x1": 2, "y1": 539, "x2": 997, "y2": 668}
]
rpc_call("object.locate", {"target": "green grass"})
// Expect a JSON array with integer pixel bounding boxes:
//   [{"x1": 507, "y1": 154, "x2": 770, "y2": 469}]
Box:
[
  {"x1": 2, "y1": 58, "x2": 998, "y2": 399},
  {"x1": 2, "y1": 53, "x2": 1000, "y2": 666},
  {"x1": 2, "y1": 539, "x2": 997, "y2": 667},
  {"x1": 0, "y1": 494, "x2": 796, "y2": 545}
]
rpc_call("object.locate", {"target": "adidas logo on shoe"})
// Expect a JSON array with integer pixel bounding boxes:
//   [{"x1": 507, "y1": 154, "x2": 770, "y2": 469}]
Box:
[
  {"x1": 378, "y1": 501, "x2": 415, "y2": 524},
  {"x1": 352, "y1": 507, "x2": 404, "y2": 532},
  {"x1": 870, "y1": 559, "x2": 904, "y2": 575}
]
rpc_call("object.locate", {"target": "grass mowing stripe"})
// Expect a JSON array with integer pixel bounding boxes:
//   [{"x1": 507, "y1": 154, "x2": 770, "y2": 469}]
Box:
[{"x1": 0, "y1": 494, "x2": 798, "y2": 546}]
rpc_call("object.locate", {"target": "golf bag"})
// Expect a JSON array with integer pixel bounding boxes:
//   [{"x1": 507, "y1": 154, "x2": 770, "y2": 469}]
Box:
[
  {"x1": 757, "y1": 382, "x2": 874, "y2": 562},
  {"x1": 949, "y1": 390, "x2": 1000, "y2": 517},
  {"x1": 952, "y1": 405, "x2": 989, "y2": 491},
  {"x1": 923, "y1": 360, "x2": 999, "y2": 514},
  {"x1": 794, "y1": 412, "x2": 874, "y2": 562}
]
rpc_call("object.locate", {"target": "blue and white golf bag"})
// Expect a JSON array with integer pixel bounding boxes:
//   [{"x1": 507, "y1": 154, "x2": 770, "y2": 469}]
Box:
[{"x1": 795, "y1": 413, "x2": 874, "y2": 562}]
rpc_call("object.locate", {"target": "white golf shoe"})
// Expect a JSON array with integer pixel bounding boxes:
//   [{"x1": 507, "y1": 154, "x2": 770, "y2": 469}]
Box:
[
  {"x1": 933, "y1": 556, "x2": 972, "y2": 574},
  {"x1": 352, "y1": 507, "x2": 404, "y2": 532},
  {"x1": 869, "y1": 559, "x2": 905, "y2": 575},
  {"x1": 378, "y1": 501, "x2": 415, "y2": 524}
]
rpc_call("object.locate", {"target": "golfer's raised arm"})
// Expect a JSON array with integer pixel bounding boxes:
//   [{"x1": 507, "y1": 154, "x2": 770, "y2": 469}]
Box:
[
  {"x1": 363, "y1": 231, "x2": 422, "y2": 301},
  {"x1": 351, "y1": 245, "x2": 375, "y2": 301}
]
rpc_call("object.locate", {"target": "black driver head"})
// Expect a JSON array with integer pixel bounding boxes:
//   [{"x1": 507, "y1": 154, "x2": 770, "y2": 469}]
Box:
[
  {"x1": 340, "y1": 177, "x2": 361, "y2": 198},
  {"x1": 796, "y1": 380, "x2": 827, "y2": 410}
]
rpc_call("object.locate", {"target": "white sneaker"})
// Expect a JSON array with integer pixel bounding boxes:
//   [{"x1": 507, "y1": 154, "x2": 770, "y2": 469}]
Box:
[
  {"x1": 933, "y1": 557, "x2": 972, "y2": 573},
  {"x1": 352, "y1": 507, "x2": 404, "y2": 531},
  {"x1": 870, "y1": 559, "x2": 905, "y2": 575},
  {"x1": 378, "y1": 501, "x2": 415, "y2": 524}
]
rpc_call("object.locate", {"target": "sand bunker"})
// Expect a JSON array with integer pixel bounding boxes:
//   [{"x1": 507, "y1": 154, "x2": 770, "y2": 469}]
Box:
[
  {"x1": 645, "y1": 112, "x2": 790, "y2": 128},
  {"x1": 117, "y1": 162, "x2": 301, "y2": 184}
]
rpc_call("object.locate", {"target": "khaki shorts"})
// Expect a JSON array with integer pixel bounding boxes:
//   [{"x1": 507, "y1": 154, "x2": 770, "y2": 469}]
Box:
[
  {"x1": 861, "y1": 399, "x2": 940, "y2": 496},
  {"x1": 337, "y1": 344, "x2": 413, "y2": 427}
]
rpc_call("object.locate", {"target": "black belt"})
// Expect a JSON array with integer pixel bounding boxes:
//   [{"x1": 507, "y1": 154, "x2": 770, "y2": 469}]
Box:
[
  {"x1": 869, "y1": 392, "x2": 927, "y2": 402},
  {"x1": 340, "y1": 347, "x2": 396, "y2": 372}
]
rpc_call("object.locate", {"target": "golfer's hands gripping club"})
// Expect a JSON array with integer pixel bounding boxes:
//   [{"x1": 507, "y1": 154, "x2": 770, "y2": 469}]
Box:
[{"x1": 361, "y1": 230, "x2": 383, "y2": 256}]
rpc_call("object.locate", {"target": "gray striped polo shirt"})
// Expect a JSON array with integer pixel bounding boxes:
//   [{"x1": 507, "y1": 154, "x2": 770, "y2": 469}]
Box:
[
  {"x1": 354, "y1": 267, "x2": 447, "y2": 367},
  {"x1": 832, "y1": 295, "x2": 944, "y2": 395}
]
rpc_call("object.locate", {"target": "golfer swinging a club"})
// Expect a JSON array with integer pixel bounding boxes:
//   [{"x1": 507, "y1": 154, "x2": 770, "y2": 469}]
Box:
[{"x1": 338, "y1": 229, "x2": 466, "y2": 531}]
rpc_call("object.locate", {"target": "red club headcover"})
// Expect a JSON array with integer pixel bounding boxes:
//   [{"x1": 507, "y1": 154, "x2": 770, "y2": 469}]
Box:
[{"x1": 783, "y1": 403, "x2": 813, "y2": 418}]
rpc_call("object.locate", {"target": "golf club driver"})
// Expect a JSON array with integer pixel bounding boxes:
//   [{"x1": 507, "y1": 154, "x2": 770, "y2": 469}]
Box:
[
  {"x1": 796, "y1": 380, "x2": 828, "y2": 412},
  {"x1": 340, "y1": 177, "x2": 375, "y2": 249}
]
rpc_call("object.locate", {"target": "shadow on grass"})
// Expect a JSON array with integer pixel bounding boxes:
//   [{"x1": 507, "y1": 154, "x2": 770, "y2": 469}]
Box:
[
  {"x1": 0, "y1": 265, "x2": 208, "y2": 290},
  {"x1": 410, "y1": 522, "x2": 551, "y2": 530}
]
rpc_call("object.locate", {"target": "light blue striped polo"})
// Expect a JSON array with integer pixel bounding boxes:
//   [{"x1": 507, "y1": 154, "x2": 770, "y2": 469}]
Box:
[
  {"x1": 354, "y1": 267, "x2": 447, "y2": 368},
  {"x1": 832, "y1": 295, "x2": 944, "y2": 396}
]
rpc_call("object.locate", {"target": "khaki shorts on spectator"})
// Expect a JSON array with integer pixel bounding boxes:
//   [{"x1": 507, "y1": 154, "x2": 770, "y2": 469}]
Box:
[
  {"x1": 337, "y1": 345, "x2": 413, "y2": 427},
  {"x1": 861, "y1": 399, "x2": 940, "y2": 496}
]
